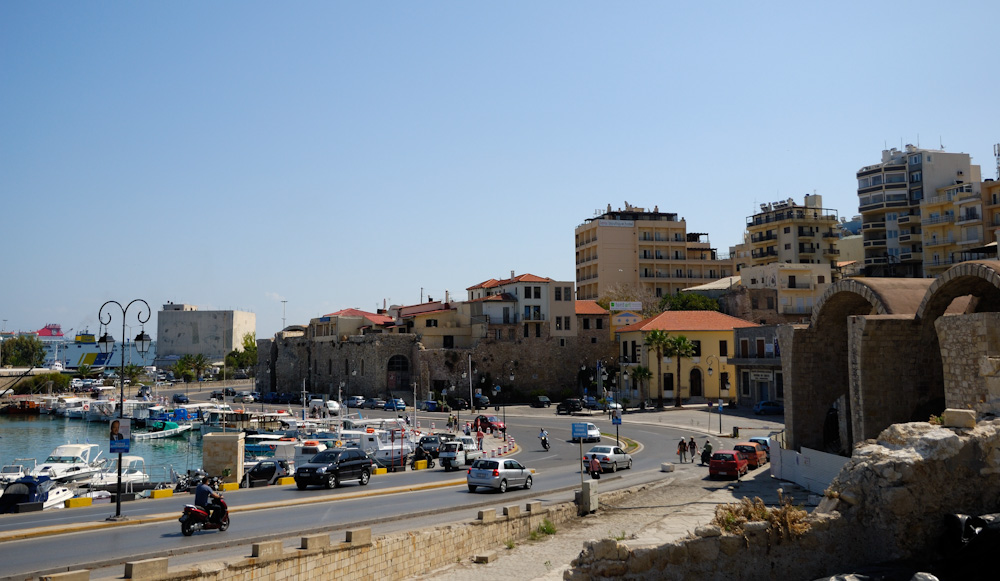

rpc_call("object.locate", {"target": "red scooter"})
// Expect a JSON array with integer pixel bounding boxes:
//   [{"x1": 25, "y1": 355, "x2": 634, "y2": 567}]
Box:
[{"x1": 179, "y1": 496, "x2": 230, "y2": 536}]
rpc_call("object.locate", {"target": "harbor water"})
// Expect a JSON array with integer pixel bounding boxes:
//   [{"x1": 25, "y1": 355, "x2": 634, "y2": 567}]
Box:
[{"x1": 0, "y1": 414, "x2": 203, "y2": 479}]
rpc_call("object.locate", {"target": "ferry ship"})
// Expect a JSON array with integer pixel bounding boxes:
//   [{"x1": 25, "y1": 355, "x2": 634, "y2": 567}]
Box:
[{"x1": 33, "y1": 324, "x2": 157, "y2": 370}]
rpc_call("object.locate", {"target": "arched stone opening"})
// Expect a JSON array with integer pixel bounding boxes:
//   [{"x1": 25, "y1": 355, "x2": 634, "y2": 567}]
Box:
[{"x1": 385, "y1": 355, "x2": 411, "y2": 398}]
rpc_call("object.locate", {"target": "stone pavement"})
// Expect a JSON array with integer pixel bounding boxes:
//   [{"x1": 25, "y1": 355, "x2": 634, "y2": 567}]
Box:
[{"x1": 415, "y1": 404, "x2": 797, "y2": 581}]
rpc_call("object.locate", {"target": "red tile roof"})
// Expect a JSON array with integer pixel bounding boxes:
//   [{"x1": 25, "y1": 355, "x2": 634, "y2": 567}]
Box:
[
  {"x1": 616, "y1": 311, "x2": 759, "y2": 333},
  {"x1": 322, "y1": 308, "x2": 395, "y2": 326},
  {"x1": 466, "y1": 293, "x2": 517, "y2": 303},
  {"x1": 467, "y1": 273, "x2": 555, "y2": 290},
  {"x1": 575, "y1": 300, "x2": 607, "y2": 315}
]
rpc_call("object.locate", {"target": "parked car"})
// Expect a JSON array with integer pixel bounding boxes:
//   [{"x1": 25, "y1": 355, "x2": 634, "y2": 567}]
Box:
[
  {"x1": 571, "y1": 422, "x2": 601, "y2": 443},
  {"x1": 747, "y1": 436, "x2": 772, "y2": 461},
  {"x1": 709, "y1": 450, "x2": 749, "y2": 479},
  {"x1": 753, "y1": 400, "x2": 784, "y2": 415},
  {"x1": 473, "y1": 395, "x2": 490, "y2": 410},
  {"x1": 448, "y1": 397, "x2": 469, "y2": 410},
  {"x1": 172, "y1": 393, "x2": 189, "y2": 404},
  {"x1": 277, "y1": 392, "x2": 294, "y2": 405},
  {"x1": 344, "y1": 395, "x2": 365, "y2": 408},
  {"x1": 363, "y1": 398, "x2": 385, "y2": 409},
  {"x1": 417, "y1": 434, "x2": 450, "y2": 458},
  {"x1": 734, "y1": 442, "x2": 768, "y2": 469},
  {"x1": 309, "y1": 399, "x2": 341, "y2": 415},
  {"x1": 293, "y1": 447, "x2": 373, "y2": 489},
  {"x1": 582, "y1": 445, "x2": 632, "y2": 472},
  {"x1": 233, "y1": 391, "x2": 255, "y2": 404},
  {"x1": 557, "y1": 398, "x2": 584, "y2": 415},
  {"x1": 475, "y1": 414, "x2": 505, "y2": 432},
  {"x1": 583, "y1": 396, "x2": 603, "y2": 410},
  {"x1": 531, "y1": 395, "x2": 552, "y2": 408},
  {"x1": 260, "y1": 392, "x2": 279, "y2": 404},
  {"x1": 210, "y1": 390, "x2": 225, "y2": 400},
  {"x1": 384, "y1": 398, "x2": 406, "y2": 411},
  {"x1": 466, "y1": 458, "x2": 532, "y2": 493},
  {"x1": 223, "y1": 387, "x2": 236, "y2": 396},
  {"x1": 241, "y1": 459, "x2": 291, "y2": 488}
]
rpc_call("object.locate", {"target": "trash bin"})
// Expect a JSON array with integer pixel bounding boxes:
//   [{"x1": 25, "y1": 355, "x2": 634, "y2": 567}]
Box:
[{"x1": 732, "y1": 426, "x2": 739, "y2": 438}]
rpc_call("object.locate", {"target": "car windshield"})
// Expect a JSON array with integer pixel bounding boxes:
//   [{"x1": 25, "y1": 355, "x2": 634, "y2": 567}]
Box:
[
  {"x1": 471, "y1": 460, "x2": 498, "y2": 469},
  {"x1": 589, "y1": 447, "x2": 613, "y2": 454},
  {"x1": 735, "y1": 446, "x2": 753, "y2": 453},
  {"x1": 713, "y1": 453, "x2": 735, "y2": 461},
  {"x1": 311, "y1": 451, "x2": 341, "y2": 463}
]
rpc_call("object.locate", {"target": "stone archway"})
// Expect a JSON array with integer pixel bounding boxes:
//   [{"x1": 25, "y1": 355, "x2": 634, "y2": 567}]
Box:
[{"x1": 386, "y1": 355, "x2": 411, "y2": 398}]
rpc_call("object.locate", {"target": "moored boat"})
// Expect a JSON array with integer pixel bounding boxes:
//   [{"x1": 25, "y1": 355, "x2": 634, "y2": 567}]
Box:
[
  {"x1": 30, "y1": 443, "x2": 105, "y2": 483},
  {"x1": 0, "y1": 476, "x2": 74, "y2": 513}
]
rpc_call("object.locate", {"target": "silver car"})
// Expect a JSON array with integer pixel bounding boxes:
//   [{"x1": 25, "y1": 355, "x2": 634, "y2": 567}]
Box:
[
  {"x1": 466, "y1": 458, "x2": 532, "y2": 493},
  {"x1": 583, "y1": 445, "x2": 632, "y2": 472}
]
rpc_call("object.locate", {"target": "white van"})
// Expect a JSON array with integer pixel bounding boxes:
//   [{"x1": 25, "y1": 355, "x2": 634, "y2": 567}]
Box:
[{"x1": 308, "y1": 399, "x2": 341, "y2": 415}]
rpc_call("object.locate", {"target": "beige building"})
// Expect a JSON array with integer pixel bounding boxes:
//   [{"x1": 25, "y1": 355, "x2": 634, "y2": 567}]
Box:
[
  {"x1": 857, "y1": 145, "x2": 981, "y2": 277},
  {"x1": 156, "y1": 303, "x2": 255, "y2": 361},
  {"x1": 738, "y1": 263, "x2": 832, "y2": 319},
  {"x1": 985, "y1": 179, "x2": 1000, "y2": 245},
  {"x1": 466, "y1": 272, "x2": 575, "y2": 342},
  {"x1": 575, "y1": 202, "x2": 735, "y2": 302},
  {"x1": 743, "y1": 194, "x2": 840, "y2": 268}
]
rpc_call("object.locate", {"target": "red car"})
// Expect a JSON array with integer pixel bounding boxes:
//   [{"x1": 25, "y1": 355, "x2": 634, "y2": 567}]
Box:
[
  {"x1": 475, "y1": 415, "x2": 505, "y2": 432},
  {"x1": 709, "y1": 450, "x2": 748, "y2": 479}
]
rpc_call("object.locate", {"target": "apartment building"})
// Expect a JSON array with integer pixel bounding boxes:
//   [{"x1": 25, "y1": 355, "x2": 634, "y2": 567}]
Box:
[
  {"x1": 739, "y1": 262, "x2": 832, "y2": 319},
  {"x1": 982, "y1": 179, "x2": 1000, "y2": 246},
  {"x1": 465, "y1": 272, "x2": 575, "y2": 341},
  {"x1": 744, "y1": 194, "x2": 840, "y2": 268},
  {"x1": 857, "y1": 145, "x2": 981, "y2": 277},
  {"x1": 575, "y1": 202, "x2": 735, "y2": 302}
]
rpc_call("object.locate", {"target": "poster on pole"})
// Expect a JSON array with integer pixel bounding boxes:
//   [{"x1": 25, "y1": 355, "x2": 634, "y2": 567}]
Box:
[{"x1": 110, "y1": 418, "x2": 131, "y2": 453}]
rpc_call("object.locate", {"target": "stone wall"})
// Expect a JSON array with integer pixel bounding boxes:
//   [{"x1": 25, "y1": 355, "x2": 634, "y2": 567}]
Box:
[
  {"x1": 779, "y1": 323, "x2": 849, "y2": 452},
  {"x1": 936, "y1": 312, "x2": 1000, "y2": 414},
  {"x1": 568, "y1": 419, "x2": 1000, "y2": 579}
]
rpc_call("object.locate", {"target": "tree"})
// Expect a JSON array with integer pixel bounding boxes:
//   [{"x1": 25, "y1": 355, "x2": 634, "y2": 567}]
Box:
[
  {"x1": 190, "y1": 354, "x2": 210, "y2": 381},
  {"x1": 630, "y1": 365, "x2": 652, "y2": 408},
  {"x1": 663, "y1": 335, "x2": 696, "y2": 408},
  {"x1": 173, "y1": 355, "x2": 193, "y2": 383},
  {"x1": 76, "y1": 364, "x2": 95, "y2": 379},
  {"x1": 1, "y1": 335, "x2": 46, "y2": 367},
  {"x1": 225, "y1": 332, "x2": 258, "y2": 376},
  {"x1": 644, "y1": 330, "x2": 669, "y2": 409},
  {"x1": 122, "y1": 363, "x2": 145, "y2": 392},
  {"x1": 597, "y1": 283, "x2": 661, "y2": 318},
  {"x1": 659, "y1": 292, "x2": 720, "y2": 312}
]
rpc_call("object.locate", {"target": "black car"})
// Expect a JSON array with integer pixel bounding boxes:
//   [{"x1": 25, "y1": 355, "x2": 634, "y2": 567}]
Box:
[
  {"x1": 531, "y1": 395, "x2": 552, "y2": 408},
  {"x1": 223, "y1": 387, "x2": 236, "y2": 396},
  {"x1": 294, "y1": 447, "x2": 373, "y2": 489},
  {"x1": 276, "y1": 392, "x2": 294, "y2": 405},
  {"x1": 557, "y1": 398, "x2": 584, "y2": 415},
  {"x1": 260, "y1": 392, "x2": 279, "y2": 404},
  {"x1": 448, "y1": 397, "x2": 469, "y2": 410},
  {"x1": 417, "y1": 435, "x2": 452, "y2": 458},
  {"x1": 473, "y1": 395, "x2": 490, "y2": 410},
  {"x1": 172, "y1": 393, "x2": 190, "y2": 404}
]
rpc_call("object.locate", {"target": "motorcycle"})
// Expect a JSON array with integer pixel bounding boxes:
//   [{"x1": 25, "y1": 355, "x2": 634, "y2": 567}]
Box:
[
  {"x1": 409, "y1": 451, "x2": 436, "y2": 470},
  {"x1": 179, "y1": 495, "x2": 230, "y2": 536},
  {"x1": 540, "y1": 436, "x2": 550, "y2": 451}
]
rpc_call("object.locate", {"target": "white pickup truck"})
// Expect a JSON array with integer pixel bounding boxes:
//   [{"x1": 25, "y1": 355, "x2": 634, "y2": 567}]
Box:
[{"x1": 439, "y1": 436, "x2": 485, "y2": 471}]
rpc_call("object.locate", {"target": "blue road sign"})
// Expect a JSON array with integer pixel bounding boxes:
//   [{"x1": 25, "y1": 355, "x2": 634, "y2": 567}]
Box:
[{"x1": 571, "y1": 423, "x2": 588, "y2": 439}]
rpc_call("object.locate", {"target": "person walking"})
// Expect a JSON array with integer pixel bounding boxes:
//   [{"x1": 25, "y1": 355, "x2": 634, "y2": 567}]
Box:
[
  {"x1": 589, "y1": 454, "x2": 602, "y2": 479},
  {"x1": 700, "y1": 441, "x2": 714, "y2": 465},
  {"x1": 687, "y1": 437, "x2": 697, "y2": 461},
  {"x1": 677, "y1": 438, "x2": 687, "y2": 463}
]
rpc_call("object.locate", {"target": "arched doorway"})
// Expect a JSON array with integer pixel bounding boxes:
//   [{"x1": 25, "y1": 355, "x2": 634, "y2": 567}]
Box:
[
  {"x1": 386, "y1": 355, "x2": 411, "y2": 397},
  {"x1": 689, "y1": 368, "x2": 703, "y2": 398}
]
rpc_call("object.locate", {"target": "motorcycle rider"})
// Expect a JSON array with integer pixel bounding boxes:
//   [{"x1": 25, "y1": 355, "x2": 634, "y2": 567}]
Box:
[
  {"x1": 538, "y1": 428, "x2": 549, "y2": 449},
  {"x1": 194, "y1": 476, "x2": 223, "y2": 524}
]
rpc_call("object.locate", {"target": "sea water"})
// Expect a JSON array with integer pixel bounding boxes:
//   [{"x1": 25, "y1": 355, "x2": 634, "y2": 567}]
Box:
[{"x1": 0, "y1": 414, "x2": 203, "y2": 479}]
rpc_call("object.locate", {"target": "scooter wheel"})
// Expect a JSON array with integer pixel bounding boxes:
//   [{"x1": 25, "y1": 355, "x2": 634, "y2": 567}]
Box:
[
  {"x1": 181, "y1": 522, "x2": 194, "y2": 536},
  {"x1": 219, "y1": 516, "x2": 230, "y2": 532}
]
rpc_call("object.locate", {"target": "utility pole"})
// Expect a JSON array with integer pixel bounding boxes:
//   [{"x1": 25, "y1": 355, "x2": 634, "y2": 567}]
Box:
[{"x1": 281, "y1": 300, "x2": 287, "y2": 330}]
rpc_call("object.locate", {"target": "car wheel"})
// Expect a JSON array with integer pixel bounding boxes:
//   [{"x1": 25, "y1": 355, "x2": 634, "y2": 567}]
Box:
[
  {"x1": 627, "y1": 458, "x2": 633, "y2": 469},
  {"x1": 498, "y1": 479, "x2": 508, "y2": 493},
  {"x1": 524, "y1": 475, "x2": 532, "y2": 489},
  {"x1": 326, "y1": 474, "x2": 338, "y2": 489},
  {"x1": 359, "y1": 470, "x2": 370, "y2": 485},
  {"x1": 468, "y1": 484, "x2": 476, "y2": 492},
  {"x1": 296, "y1": 481, "x2": 308, "y2": 490},
  {"x1": 610, "y1": 462, "x2": 617, "y2": 473}
]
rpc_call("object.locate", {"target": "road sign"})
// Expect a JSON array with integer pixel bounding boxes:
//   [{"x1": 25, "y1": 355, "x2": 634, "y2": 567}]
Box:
[
  {"x1": 612, "y1": 409, "x2": 622, "y2": 425},
  {"x1": 571, "y1": 423, "x2": 589, "y2": 439}
]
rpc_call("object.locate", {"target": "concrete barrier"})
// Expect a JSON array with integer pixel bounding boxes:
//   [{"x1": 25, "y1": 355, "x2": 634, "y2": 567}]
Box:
[
  {"x1": 65, "y1": 497, "x2": 93, "y2": 509},
  {"x1": 277, "y1": 476, "x2": 295, "y2": 485},
  {"x1": 40, "y1": 571, "x2": 90, "y2": 581},
  {"x1": 125, "y1": 557, "x2": 168, "y2": 579},
  {"x1": 150, "y1": 488, "x2": 173, "y2": 499},
  {"x1": 251, "y1": 540, "x2": 284, "y2": 559},
  {"x1": 221, "y1": 482, "x2": 239, "y2": 492}
]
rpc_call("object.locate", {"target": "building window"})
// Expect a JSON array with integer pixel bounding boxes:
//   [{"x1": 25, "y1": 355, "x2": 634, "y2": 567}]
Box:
[
  {"x1": 425, "y1": 319, "x2": 438, "y2": 327},
  {"x1": 591, "y1": 337, "x2": 597, "y2": 344},
  {"x1": 564, "y1": 286, "x2": 572, "y2": 300},
  {"x1": 523, "y1": 324, "x2": 529, "y2": 338},
  {"x1": 910, "y1": 171, "x2": 922, "y2": 183},
  {"x1": 443, "y1": 336, "x2": 454, "y2": 349},
  {"x1": 719, "y1": 340, "x2": 728, "y2": 357},
  {"x1": 534, "y1": 286, "x2": 541, "y2": 298},
  {"x1": 555, "y1": 287, "x2": 562, "y2": 301},
  {"x1": 555, "y1": 318, "x2": 563, "y2": 331},
  {"x1": 691, "y1": 340, "x2": 702, "y2": 357},
  {"x1": 818, "y1": 275, "x2": 825, "y2": 283},
  {"x1": 596, "y1": 319, "x2": 603, "y2": 329},
  {"x1": 784, "y1": 227, "x2": 791, "y2": 234},
  {"x1": 785, "y1": 243, "x2": 791, "y2": 250},
  {"x1": 766, "y1": 296, "x2": 774, "y2": 309},
  {"x1": 909, "y1": 154, "x2": 920, "y2": 165},
  {"x1": 535, "y1": 324, "x2": 541, "y2": 337},
  {"x1": 559, "y1": 338, "x2": 565, "y2": 347},
  {"x1": 508, "y1": 328, "x2": 515, "y2": 340},
  {"x1": 524, "y1": 285, "x2": 531, "y2": 297},
  {"x1": 495, "y1": 330, "x2": 502, "y2": 340},
  {"x1": 583, "y1": 318, "x2": 590, "y2": 330},
  {"x1": 741, "y1": 371, "x2": 751, "y2": 397}
]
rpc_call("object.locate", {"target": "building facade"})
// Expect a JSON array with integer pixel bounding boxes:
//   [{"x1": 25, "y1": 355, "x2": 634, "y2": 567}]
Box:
[
  {"x1": 728, "y1": 325, "x2": 783, "y2": 408},
  {"x1": 575, "y1": 202, "x2": 735, "y2": 302},
  {"x1": 156, "y1": 302, "x2": 255, "y2": 363},
  {"x1": 744, "y1": 194, "x2": 840, "y2": 268}
]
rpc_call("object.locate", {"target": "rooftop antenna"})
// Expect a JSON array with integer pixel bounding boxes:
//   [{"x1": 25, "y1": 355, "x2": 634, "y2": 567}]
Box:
[
  {"x1": 939, "y1": 136, "x2": 944, "y2": 150},
  {"x1": 994, "y1": 144, "x2": 1000, "y2": 179},
  {"x1": 281, "y1": 300, "x2": 287, "y2": 330}
]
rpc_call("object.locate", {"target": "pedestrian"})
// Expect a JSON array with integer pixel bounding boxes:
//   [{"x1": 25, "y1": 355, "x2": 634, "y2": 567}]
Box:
[
  {"x1": 476, "y1": 428, "x2": 484, "y2": 450},
  {"x1": 701, "y1": 441, "x2": 713, "y2": 465},
  {"x1": 589, "y1": 455, "x2": 602, "y2": 479},
  {"x1": 677, "y1": 438, "x2": 687, "y2": 463},
  {"x1": 687, "y1": 437, "x2": 697, "y2": 461}
]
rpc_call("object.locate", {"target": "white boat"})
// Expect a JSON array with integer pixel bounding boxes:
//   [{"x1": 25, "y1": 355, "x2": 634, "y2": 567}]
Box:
[
  {"x1": 86, "y1": 455, "x2": 150, "y2": 489},
  {"x1": 0, "y1": 459, "x2": 33, "y2": 485},
  {"x1": 54, "y1": 396, "x2": 89, "y2": 418},
  {"x1": 30, "y1": 444, "x2": 105, "y2": 483},
  {"x1": 0, "y1": 476, "x2": 74, "y2": 512},
  {"x1": 132, "y1": 421, "x2": 193, "y2": 440}
]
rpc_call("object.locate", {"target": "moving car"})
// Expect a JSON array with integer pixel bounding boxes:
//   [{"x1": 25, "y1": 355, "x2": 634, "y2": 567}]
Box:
[
  {"x1": 582, "y1": 445, "x2": 632, "y2": 472},
  {"x1": 363, "y1": 398, "x2": 386, "y2": 409},
  {"x1": 172, "y1": 393, "x2": 189, "y2": 404},
  {"x1": 557, "y1": 398, "x2": 584, "y2": 415},
  {"x1": 753, "y1": 400, "x2": 784, "y2": 415},
  {"x1": 734, "y1": 442, "x2": 768, "y2": 469},
  {"x1": 748, "y1": 436, "x2": 772, "y2": 461},
  {"x1": 571, "y1": 422, "x2": 601, "y2": 443},
  {"x1": 384, "y1": 398, "x2": 406, "y2": 411},
  {"x1": 466, "y1": 458, "x2": 532, "y2": 493},
  {"x1": 531, "y1": 395, "x2": 552, "y2": 408},
  {"x1": 475, "y1": 415, "x2": 505, "y2": 432},
  {"x1": 344, "y1": 395, "x2": 365, "y2": 408},
  {"x1": 293, "y1": 447, "x2": 373, "y2": 489},
  {"x1": 709, "y1": 450, "x2": 748, "y2": 479},
  {"x1": 233, "y1": 391, "x2": 255, "y2": 403},
  {"x1": 416, "y1": 434, "x2": 452, "y2": 458}
]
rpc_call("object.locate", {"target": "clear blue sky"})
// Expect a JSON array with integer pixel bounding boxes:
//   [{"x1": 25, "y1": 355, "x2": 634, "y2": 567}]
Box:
[{"x1": 3, "y1": 2, "x2": 998, "y2": 340}]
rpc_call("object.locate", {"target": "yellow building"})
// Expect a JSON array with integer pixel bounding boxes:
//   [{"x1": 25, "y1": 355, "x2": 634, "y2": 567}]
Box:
[
  {"x1": 616, "y1": 311, "x2": 759, "y2": 405},
  {"x1": 575, "y1": 202, "x2": 735, "y2": 302},
  {"x1": 744, "y1": 194, "x2": 840, "y2": 268},
  {"x1": 985, "y1": 180, "x2": 1000, "y2": 245}
]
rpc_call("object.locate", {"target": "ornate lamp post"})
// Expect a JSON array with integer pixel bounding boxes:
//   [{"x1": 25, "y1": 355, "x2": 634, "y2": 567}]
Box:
[
  {"x1": 98, "y1": 299, "x2": 151, "y2": 521},
  {"x1": 706, "y1": 354, "x2": 728, "y2": 434}
]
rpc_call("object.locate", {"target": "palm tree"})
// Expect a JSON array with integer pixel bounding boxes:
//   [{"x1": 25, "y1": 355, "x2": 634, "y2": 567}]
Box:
[
  {"x1": 190, "y1": 354, "x2": 210, "y2": 382},
  {"x1": 174, "y1": 355, "x2": 194, "y2": 383},
  {"x1": 630, "y1": 365, "x2": 652, "y2": 409},
  {"x1": 644, "y1": 330, "x2": 669, "y2": 409},
  {"x1": 76, "y1": 364, "x2": 95, "y2": 380},
  {"x1": 663, "y1": 335, "x2": 696, "y2": 408}
]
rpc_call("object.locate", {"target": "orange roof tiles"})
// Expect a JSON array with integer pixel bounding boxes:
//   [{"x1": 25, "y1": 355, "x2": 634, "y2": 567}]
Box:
[
  {"x1": 466, "y1": 273, "x2": 555, "y2": 290},
  {"x1": 322, "y1": 308, "x2": 395, "y2": 326},
  {"x1": 616, "y1": 311, "x2": 759, "y2": 333},
  {"x1": 575, "y1": 300, "x2": 607, "y2": 315}
]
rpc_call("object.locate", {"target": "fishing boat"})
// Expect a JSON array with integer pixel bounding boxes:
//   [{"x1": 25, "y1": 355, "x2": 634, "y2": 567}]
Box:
[
  {"x1": 0, "y1": 476, "x2": 74, "y2": 513},
  {"x1": 0, "y1": 400, "x2": 41, "y2": 415},
  {"x1": 0, "y1": 459, "x2": 33, "y2": 485},
  {"x1": 30, "y1": 443, "x2": 105, "y2": 483},
  {"x1": 132, "y1": 420, "x2": 193, "y2": 440}
]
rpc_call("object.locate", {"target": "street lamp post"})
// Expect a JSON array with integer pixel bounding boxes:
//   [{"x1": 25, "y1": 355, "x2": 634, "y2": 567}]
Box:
[
  {"x1": 706, "y1": 355, "x2": 726, "y2": 434},
  {"x1": 98, "y1": 299, "x2": 151, "y2": 522}
]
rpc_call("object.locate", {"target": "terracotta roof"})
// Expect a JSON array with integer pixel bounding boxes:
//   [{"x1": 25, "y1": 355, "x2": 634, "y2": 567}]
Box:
[
  {"x1": 322, "y1": 308, "x2": 395, "y2": 326},
  {"x1": 575, "y1": 300, "x2": 607, "y2": 315},
  {"x1": 403, "y1": 307, "x2": 456, "y2": 318},
  {"x1": 466, "y1": 293, "x2": 517, "y2": 304},
  {"x1": 467, "y1": 273, "x2": 555, "y2": 290},
  {"x1": 616, "y1": 311, "x2": 759, "y2": 333}
]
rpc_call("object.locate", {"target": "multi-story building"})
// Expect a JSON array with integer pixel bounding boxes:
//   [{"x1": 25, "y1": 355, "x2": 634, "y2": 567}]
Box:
[
  {"x1": 728, "y1": 325, "x2": 783, "y2": 408},
  {"x1": 736, "y1": 262, "x2": 832, "y2": 322},
  {"x1": 744, "y1": 194, "x2": 840, "y2": 268},
  {"x1": 984, "y1": 179, "x2": 1000, "y2": 245},
  {"x1": 156, "y1": 302, "x2": 255, "y2": 363},
  {"x1": 857, "y1": 145, "x2": 981, "y2": 277},
  {"x1": 575, "y1": 202, "x2": 734, "y2": 302},
  {"x1": 465, "y1": 272, "x2": 576, "y2": 343}
]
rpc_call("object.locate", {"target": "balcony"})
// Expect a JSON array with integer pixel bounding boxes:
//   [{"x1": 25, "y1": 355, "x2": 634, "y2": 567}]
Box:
[
  {"x1": 863, "y1": 238, "x2": 887, "y2": 248},
  {"x1": 823, "y1": 247, "x2": 840, "y2": 256},
  {"x1": 897, "y1": 215, "x2": 920, "y2": 225},
  {"x1": 751, "y1": 249, "x2": 778, "y2": 259},
  {"x1": 798, "y1": 245, "x2": 817, "y2": 254},
  {"x1": 924, "y1": 238, "x2": 953, "y2": 249},
  {"x1": 958, "y1": 236, "x2": 983, "y2": 246},
  {"x1": 899, "y1": 233, "x2": 912, "y2": 243},
  {"x1": 900, "y1": 251, "x2": 922, "y2": 261},
  {"x1": 924, "y1": 193, "x2": 954, "y2": 206},
  {"x1": 750, "y1": 232, "x2": 777, "y2": 244},
  {"x1": 780, "y1": 281, "x2": 814, "y2": 290},
  {"x1": 576, "y1": 237, "x2": 597, "y2": 248},
  {"x1": 862, "y1": 221, "x2": 886, "y2": 231},
  {"x1": 780, "y1": 304, "x2": 813, "y2": 315},
  {"x1": 955, "y1": 213, "x2": 981, "y2": 226},
  {"x1": 924, "y1": 215, "x2": 955, "y2": 226},
  {"x1": 521, "y1": 312, "x2": 547, "y2": 322}
]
